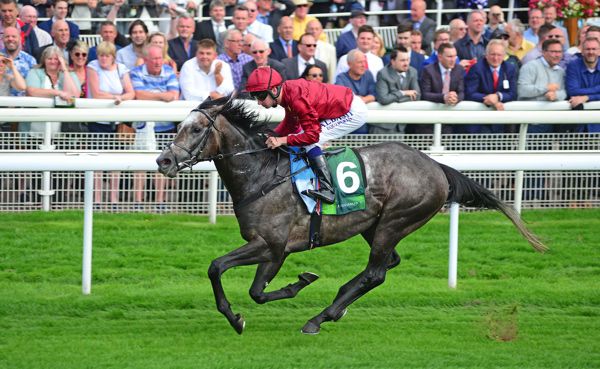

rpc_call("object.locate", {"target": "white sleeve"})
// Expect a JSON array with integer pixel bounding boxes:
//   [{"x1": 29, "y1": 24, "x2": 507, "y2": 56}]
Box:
[
  {"x1": 179, "y1": 60, "x2": 210, "y2": 101},
  {"x1": 215, "y1": 62, "x2": 234, "y2": 96}
]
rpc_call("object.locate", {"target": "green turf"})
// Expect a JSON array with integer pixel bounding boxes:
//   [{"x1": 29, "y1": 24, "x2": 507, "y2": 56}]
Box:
[{"x1": 1, "y1": 209, "x2": 599, "y2": 369}]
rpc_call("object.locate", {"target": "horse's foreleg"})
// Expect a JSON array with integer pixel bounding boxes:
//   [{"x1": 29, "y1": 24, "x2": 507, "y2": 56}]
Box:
[
  {"x1": 301, "y1": 250, "x2": 391, "y2": 335},
  {"x1": 208, "y1": 238, "x2": 272, "y2": 334},
  {"x1": 249, "y1": 258, "x2": 319, "y2": 304}
]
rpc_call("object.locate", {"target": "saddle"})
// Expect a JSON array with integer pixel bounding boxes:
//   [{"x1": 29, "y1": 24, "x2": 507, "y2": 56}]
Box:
[{"x1": 289, "y1": 147, "x2": 367, "y2": 248}]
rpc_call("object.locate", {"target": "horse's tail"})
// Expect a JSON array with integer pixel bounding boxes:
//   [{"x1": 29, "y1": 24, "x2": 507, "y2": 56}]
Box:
[{"x1": 439, "y1": 163, "x2": 548, "y2": 253}]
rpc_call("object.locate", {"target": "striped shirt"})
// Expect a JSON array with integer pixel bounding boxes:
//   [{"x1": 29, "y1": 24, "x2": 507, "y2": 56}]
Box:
[{"x1": 130, "y1": 64, "x2": 180, "y2": 132}]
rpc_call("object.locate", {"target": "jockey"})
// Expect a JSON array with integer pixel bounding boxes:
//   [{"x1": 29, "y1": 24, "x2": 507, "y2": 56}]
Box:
[{"x1": 245, "y1": 66, "x2": 368, "y2": 204}]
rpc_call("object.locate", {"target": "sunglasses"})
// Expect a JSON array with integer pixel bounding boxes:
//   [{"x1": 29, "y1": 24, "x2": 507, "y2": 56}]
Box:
[
  {"x1": 73, "y1": 52, "x2": 87, "y2": 57},
  {"x1": 252, "y1": 49, "x2": 266, "y2": 54},
  {"x1": 297, "y1": 4, "x2": 309, "y2": 7},
  {"x1": 494, "y1": 35, "x2": 509, "y2": 40},
  {"x1": 547, "y1": 34, "x2": 563, "y2": 38},
  {"x1": 301, "y1": 43, "x2": 317, "y2": 47},
  {"x1": 309, "y1": 73, "x2": 322, "y2": 78},
  {"x1": 250, "y1": 91, "x2": 269, "y2": 100}
]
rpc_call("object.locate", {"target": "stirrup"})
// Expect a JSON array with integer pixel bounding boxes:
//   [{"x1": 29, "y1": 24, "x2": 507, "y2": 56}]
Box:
[{"x1": 303, "y1": 189, "x2": 335, "y2": 204}]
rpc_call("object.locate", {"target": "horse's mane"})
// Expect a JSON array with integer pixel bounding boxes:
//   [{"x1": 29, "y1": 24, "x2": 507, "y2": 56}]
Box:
[{"x1": 198, "y1": 95, "x2": 270, "y2": 136}]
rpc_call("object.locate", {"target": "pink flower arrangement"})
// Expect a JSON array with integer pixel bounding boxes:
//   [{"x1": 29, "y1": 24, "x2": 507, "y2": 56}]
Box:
[{"x1": 529, "y1": 0, "x2": 599, "y2": 19}]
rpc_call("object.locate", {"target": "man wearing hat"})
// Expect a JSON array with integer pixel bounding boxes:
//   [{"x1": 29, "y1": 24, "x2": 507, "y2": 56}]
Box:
[
  {"x1": 291, "y1": 0, "x2": 325, "y2": 42},
  {"x1": 245, "y1": 66, "x2": 368, "y2": 204},
  {"x1": 489, "y1": 27, "x2": 521, "y2": 71},
  {"x1": 335, "y1": 8, "x2": 367, "y2": 59}
]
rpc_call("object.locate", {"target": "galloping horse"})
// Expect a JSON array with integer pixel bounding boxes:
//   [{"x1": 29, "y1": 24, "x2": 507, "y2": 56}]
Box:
[{"x1": 156, "y1": 96, "x2": 547, "y2": 335}]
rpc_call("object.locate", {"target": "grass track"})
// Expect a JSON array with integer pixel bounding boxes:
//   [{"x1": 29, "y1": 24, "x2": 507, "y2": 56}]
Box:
[{"x1": 1, "y1": 209, "x2": 599, "y2": 369}]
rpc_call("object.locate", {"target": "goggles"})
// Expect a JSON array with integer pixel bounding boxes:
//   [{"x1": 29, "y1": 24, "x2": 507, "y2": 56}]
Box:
[{"x1": 250, "y1": 90, "x2": 269, "y2": 100}]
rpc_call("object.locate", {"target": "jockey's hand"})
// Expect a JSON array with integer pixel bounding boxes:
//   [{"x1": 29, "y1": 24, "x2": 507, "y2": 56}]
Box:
[{"x1": 265, "y1": 136, "x2": 287, "y2": 149}]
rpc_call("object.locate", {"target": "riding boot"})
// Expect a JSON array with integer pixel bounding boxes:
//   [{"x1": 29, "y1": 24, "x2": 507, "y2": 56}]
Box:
[{"x1": 303, "y1": 155, "x2": 335, "y2": 204}]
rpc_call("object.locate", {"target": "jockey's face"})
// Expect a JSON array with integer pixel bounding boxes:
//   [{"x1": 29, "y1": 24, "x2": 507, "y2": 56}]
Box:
[{"x1": 255, "y1": 88, "x2": 278, "y2": 108}]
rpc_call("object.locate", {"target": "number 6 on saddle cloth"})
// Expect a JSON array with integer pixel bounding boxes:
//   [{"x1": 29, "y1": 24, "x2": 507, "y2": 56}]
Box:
[{"x1": 290, "y1": 147, "x2": 367, "y2": 216}]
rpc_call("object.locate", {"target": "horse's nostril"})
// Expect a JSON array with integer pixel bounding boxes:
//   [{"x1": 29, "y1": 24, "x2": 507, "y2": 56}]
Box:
[{"x1": 157, "y1": 157, "x2": 172, "y2": 167}]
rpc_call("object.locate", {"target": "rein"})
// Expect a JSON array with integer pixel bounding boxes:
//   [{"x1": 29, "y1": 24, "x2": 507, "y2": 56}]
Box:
[
  {"x1": 168, "y1": 108, "x2": 271, "y2": 171},
  {"x1": 167, "y1": 106, "x2": 308, "y2": 211}
]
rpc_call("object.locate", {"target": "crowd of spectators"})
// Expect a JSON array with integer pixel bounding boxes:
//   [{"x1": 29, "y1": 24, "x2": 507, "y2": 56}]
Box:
[
  {"x1": 1, "y1": 0, "x2": 599, "y2": 138},
  {"x1": 0, "y1": 0, "x2": 599, "y2": 208}
]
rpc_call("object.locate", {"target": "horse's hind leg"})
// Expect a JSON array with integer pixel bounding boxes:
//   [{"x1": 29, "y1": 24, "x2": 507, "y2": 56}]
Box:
[
  {"x1": 301, "y1": 249, "x2": 392, "y2": 334},
  {"x1": 249, "y1": 258, "x2": 319, "y2": 304}
]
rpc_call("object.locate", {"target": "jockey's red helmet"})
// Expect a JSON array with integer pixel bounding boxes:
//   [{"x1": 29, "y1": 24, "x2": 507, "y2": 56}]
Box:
[{"x1": 245, "y1": 67, "x2": 283, "y2": 97}]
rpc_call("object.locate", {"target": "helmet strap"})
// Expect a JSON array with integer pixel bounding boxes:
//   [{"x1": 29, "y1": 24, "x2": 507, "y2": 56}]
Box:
[{"x1": 268, "y1": 85, "x2": 282, "y2": 101}]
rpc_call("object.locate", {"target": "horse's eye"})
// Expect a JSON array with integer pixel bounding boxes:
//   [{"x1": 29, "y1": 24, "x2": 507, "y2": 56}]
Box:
[{"x1": 192, "y1": 126, "x2": 203, "y2": 134}]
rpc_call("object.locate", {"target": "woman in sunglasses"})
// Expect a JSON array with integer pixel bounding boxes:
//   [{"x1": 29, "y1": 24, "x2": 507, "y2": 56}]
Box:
[
  {"x1": 245, "y1": 66, "x2": 368, "y2": 204},
  {"x1": 300, "y1": 63, "x2": 324, "y2": 83},
  {"x1": 68, "y1": 41, "x2": 89, "y2": 99}
]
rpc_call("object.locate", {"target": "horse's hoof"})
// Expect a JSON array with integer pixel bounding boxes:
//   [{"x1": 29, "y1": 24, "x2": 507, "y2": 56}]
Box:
[
  {"x1": 300, "y1": 320, "x2": 321, "y2": 335},
  {"x1": 231, "y1": 313, "x2": 245, "y2": 335},
  {"x1": 333, "y1": 308, "x2": 348, "y2": 322},
  {"x1": 298, "y1": 272, "x2": 319, "y2": 284}
]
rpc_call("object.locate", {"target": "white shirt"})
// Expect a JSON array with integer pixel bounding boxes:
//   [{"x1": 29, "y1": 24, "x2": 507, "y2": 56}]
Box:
[
  {"x1": 438, "y1": 63, "x2": 451, "y2": 77},
  {"x1": 297, "y1": 55, "x2": 315, "y2": 76},
  {"x1": 179, "y1": 58, "x2": 234, "y2": 101},
  {"x1": 34, "y1": 26, "x2": 52, "y2": 48},
  {"x1": 246, "y1": 20, "x2": 274, "y2": 43},
  {"x1": 334, "y1": 51, "x2": 384, "y2": 81},
  {"x1": 315, "y1": 40, "x2": 336, "y2": 83},
  {"x1": 212, "y1": 20, "x2": 227, "y2": 36}
]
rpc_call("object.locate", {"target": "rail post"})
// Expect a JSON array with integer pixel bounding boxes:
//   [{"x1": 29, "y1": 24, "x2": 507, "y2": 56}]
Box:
[
  {"x1": 82, "y1": 170, "x2": 94, "y2": 295},
  {"x1": 448, "y1": 202, "x2": 460, "y2": 289}
]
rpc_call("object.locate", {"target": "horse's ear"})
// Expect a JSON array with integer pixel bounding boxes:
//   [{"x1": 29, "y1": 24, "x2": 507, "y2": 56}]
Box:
[
  {"x1": 224, "y1": 92, "x2": 237, "y2": 107},
  {"x1": 214, "y1": 92, "x2": 237, "y2": 113}
]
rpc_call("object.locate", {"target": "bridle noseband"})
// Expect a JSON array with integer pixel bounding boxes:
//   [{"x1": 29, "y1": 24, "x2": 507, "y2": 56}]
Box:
[{"x1": 167, "y1": 107, "x2": 271, "y2": 171}]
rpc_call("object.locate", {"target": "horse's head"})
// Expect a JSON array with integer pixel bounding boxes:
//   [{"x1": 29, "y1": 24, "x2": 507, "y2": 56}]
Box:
[{"x1": 157, "y1": 96, "x2": 231, "y2": 178}]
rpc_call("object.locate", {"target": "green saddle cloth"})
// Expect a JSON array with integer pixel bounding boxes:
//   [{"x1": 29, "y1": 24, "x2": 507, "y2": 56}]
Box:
[{"x1": 322, "y1": 147, "x2": 367, "y2": 215}]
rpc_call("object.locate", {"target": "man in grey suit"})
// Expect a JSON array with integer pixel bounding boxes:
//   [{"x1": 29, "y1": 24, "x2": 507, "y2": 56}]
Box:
[
  {"x1": 402, "y1": 0, "x2": 435, "y2": 55},
  {"x1": 281, "y1": 33, "x2": 328, "y2": 81},
  {"x1": 373, "y1": 46, "x2": 420, "y2": 134}
]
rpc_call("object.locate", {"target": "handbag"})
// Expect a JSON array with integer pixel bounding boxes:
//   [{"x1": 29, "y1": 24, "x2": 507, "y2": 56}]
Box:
[{"x1": 115, "y1": 123, "x2": 136, "y2": 144}]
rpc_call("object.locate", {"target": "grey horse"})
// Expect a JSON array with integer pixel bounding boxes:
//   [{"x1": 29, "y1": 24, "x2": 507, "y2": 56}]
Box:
[{"x1": 156, "y1": 96, "x2": 547, "y2": 335}]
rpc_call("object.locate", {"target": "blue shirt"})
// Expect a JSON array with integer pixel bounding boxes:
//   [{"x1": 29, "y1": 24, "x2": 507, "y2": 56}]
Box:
[
  {"x1": 335, "y1": 71, "x2": 376, "y2": 98},
  {"x1": 523, "y1": 28, "x2": 539, "y2": 45},
  {"x1": 116, "y1": 44, "x2": 139, "y2": 70},
  {"x1": 566, "y1": 58, "x2": 600, "y2": 101},
  {"x1": 256, "y1": 12, "x2": 270, "y2": 25},
  {"x1": 130, "y1": 64, "x2": 180, "y2": 132},
  {"x1": 566, "y1": 57, "x2": 600, "y2": 132},
  {"x1": 335, "y1": 72, "x2": 375, "y2": 134},
  {"x1": 88, "y1": 44, "x2": 122, "y2": 62},
  {"x1": 1, "y1": 49, "x2": 36, "y2": 96}
]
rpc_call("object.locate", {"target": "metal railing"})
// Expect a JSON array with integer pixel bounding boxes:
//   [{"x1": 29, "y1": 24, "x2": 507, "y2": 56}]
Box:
[{"x1": 1, "y1": 97, "x2": 599, "y2": 213}]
